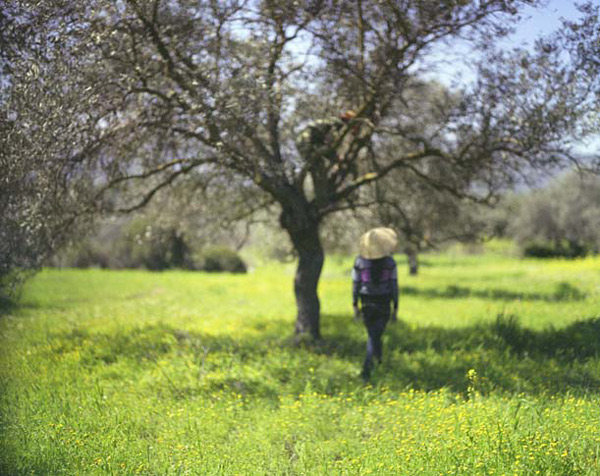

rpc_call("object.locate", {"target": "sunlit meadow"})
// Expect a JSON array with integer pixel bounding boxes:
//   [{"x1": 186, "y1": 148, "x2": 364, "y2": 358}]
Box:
[{"x1": 1, "y1": 245, "x2": 600, "y2": 475}]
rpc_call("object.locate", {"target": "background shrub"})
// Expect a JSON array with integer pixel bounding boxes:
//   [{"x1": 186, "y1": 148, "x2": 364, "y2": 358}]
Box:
[
  {"x1": 506, "y1": 171, "x2": 600, "y2": 257},
  {"x1": 523, "y1": 240, "x2": 589, "y2": 259},
  {"x1": 195, "y1": 246, "x2": 247, "y2": 273},
  {"x1": 52, "y1": 218, "x2": 194, "y2": 271},
  {"x1": 123, "y1": 219, "x2": 191, "y2": 271}
]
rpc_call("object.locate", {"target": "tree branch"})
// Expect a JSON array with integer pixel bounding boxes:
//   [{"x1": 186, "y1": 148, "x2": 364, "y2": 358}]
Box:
[
  {"x1": 113, "y1": 160, "x2": 207, "y2": 213},
  {"x1": 330, "y1": 148, "x2": 436, "y2": 205}
]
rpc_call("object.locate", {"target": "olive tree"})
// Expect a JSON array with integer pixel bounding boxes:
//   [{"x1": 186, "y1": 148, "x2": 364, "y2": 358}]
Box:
[
  {"x1": 3, "y1": 0, "x2": 599, "y2": 336},
  {"x1": 508, "y1": 171, "x2": 600, "y2": 255},
  {"x1": 1, "y1": 3, "x2": 94, "y2": 297}
]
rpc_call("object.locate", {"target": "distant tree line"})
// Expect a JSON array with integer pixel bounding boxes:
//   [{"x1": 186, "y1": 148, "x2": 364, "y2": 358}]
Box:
[
  {"x1": 501, "y1": 171, "x2": 600, "y2": 258},
  {"x1": 322, "y1": 169, "x2": 600, "y2": 264},
  {"x1": 54, "y1": 170, "x2": 600, "y2": 276},
  {"x1": 52, "y1": 216, "x2": 245, "y2": 274},
  {"x1": 51, "y1": 182, "x2": 250, "y2": 273}
]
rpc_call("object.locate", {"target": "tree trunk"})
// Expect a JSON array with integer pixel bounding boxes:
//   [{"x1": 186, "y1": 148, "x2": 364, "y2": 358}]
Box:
[
  {"x1": 293, "y1": 238, "x2": 324, "y2": 339},
  {"x1": 406, "y1": 248, "x2": 419, "y2": 276},
  {"x1": 280, "y1": 201, "x2": 324, "y2": 340}
]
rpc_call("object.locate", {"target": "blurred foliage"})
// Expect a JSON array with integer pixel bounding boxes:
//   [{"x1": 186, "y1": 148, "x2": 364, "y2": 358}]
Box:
[
  {"x1": 502, "y1": 171, "x2": 600, "y2": 258},
  {"x1": 195, "y1": 246, "x2": 247, "y2": 274},
  {"x1": 53, "y1": 216, "x2": 246, "y2": 273},
  {"x1": 123, "y1": 218, "x2": 191, "y2": 271},
  {"x1": 523, "y1": 241, "x2": 589, "y2": 259}
]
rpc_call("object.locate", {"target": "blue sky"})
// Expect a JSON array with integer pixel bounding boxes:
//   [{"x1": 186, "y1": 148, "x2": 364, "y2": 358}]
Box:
[
  {"x1": 431, "y1": 1, "x2": 587, "y2": 83},
  {"x1": 509, "y1": 0, "x2": 584, "y2": 45}
]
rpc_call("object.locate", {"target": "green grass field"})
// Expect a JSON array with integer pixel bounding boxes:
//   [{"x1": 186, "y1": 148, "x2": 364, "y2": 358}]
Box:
[{"x1": 1, "y1": 248, "x2": 600, "y2": 475}]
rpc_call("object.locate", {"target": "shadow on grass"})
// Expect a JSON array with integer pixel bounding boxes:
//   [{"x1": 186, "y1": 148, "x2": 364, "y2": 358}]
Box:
[
  {"x1": 400, "y1": 281, "x2": 586, "y2": 302},
  {"x1": 0, "y1": 297, "x2": 17, "y2": 316},
  {"x1": 44, "y1": 313, "x2": 600, "y2": 399},
  {"x1": 0, "y1": 297, "x2": 75, "y2": 316},
  {"x1": 322, "y1": 313, "x2": 600, "y2": 395}
]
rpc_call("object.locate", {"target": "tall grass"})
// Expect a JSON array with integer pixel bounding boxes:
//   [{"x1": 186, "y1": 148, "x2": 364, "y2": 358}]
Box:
[{"x1": 1, "y1": 251, "x2": 599, "y2": 475}]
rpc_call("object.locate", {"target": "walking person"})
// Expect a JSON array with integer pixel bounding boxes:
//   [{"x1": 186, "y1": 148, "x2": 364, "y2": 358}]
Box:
[{"x1": 352, "y1": 227, "x2": 399, "y2": 380}]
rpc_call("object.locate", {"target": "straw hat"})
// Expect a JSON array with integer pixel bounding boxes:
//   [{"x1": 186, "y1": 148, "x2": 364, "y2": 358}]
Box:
[{"x1": 359, "y1": 227, "x2": 398, "y2": 259}]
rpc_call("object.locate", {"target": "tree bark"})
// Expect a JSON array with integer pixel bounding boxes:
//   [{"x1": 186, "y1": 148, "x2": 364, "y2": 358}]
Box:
[
  {"x1": 293, "y1": 237, "x2": 324, "y2": 339},
  {"x1": 280, "y1": 198, "x2": 324, "y2": 340}
]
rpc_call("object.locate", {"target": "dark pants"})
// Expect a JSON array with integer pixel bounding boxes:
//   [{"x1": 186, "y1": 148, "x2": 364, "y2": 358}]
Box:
[{"x1": 361, "y1": 297, "x2": 391, "y2": 377}]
